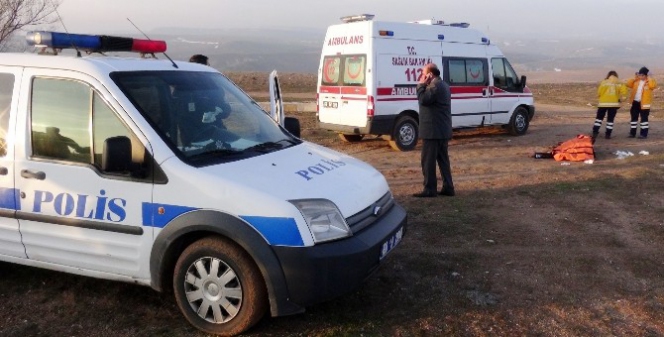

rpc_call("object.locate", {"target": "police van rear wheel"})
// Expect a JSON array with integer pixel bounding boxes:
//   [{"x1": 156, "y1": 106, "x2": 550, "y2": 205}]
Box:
[
  {"x1": 389, "y1": 116, "x2": 418, "y2": 151},
  {"x1": 173, "y1": 237, "x2": 267, "y2": 336},
  {"x1": 338, "y1": 134, "x2": 364, "y2": 142},
  {"x1": 508, "y1": 107, "x2": 529, "y2": 136}
]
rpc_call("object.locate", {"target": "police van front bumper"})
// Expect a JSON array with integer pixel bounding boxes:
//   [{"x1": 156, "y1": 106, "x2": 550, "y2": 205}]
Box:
[{"x1": 271, "y1": 201, "x2": 407, "y2": 310}]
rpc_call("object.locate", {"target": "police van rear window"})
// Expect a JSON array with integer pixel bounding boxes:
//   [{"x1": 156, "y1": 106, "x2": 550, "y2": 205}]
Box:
[{"x1": 321, "y1": 54, "x2": 366, "y2": 87}]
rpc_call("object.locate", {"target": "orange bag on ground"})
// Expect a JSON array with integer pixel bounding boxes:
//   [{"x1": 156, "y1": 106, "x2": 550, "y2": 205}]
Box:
[{"x1": 552, "y1": 134, "x2": 595, "y2": 162}]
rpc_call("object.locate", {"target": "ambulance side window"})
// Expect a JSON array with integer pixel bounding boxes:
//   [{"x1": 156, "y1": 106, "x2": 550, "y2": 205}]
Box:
[
  {"x1": 492, "y1": 58, "x2": 520, "y2": 92},
  {"x1": 446, "y1": 58, "x2": 487, "y2": 86},
  {"x1": 0, "y1": 73, "x2": 13, "y2": 157},
  {"x1": 31, "y1": 78, "x2": 152, "y2": 181}
]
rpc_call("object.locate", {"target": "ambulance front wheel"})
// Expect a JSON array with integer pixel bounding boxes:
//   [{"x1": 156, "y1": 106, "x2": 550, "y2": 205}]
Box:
[
  {"x1": 389, "y1": 116, "x2": 419, "y2": 151},
  {"x1": 173, "y1": 236, "x2": 268, "y2": 336},
  {"x1": 508, "y1": 107, "x2": 529, "y2": 136},
  {"x1": 338, "y1": 134, "x2": 364, "y2": 142}
]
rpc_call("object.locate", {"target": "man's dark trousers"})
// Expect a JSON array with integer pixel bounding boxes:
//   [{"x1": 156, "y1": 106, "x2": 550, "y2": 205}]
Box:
[{"x1": 421, "y1": 139, "x2": 454, "y2": 193}]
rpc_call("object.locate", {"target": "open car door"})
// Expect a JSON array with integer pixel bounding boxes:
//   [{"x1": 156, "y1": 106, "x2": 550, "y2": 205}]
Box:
[{"x1": 269, "y1": 70, "x2": 284, "y2": 126}]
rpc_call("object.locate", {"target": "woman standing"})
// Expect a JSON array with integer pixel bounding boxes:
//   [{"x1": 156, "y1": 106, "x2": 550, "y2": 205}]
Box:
[
  {"x1": 625, "y1": 67, "x2": 657, "y2": 139},
  {"x1": 592, "y1": 70, "x2": 626, "y2": 141}
]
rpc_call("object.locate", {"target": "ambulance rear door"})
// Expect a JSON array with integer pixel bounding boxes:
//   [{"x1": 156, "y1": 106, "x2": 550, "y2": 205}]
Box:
[{"x1": 318, "y1": 23, "x2": 371, "y2": 129}]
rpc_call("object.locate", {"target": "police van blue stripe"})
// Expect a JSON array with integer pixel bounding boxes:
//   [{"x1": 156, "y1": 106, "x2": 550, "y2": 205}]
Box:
[
  {"x1": 142, "y1": 202, "x2": 197, "y2": 228},
  {"x1": 240, "y1": 216, "x2": 304, "y2": 246},
  {"x1": 142, "y1": 202, "x2": 304, "y2": 246},
  {"x1": 0, "y1": 188, "x2": 20, "y2": 211}
]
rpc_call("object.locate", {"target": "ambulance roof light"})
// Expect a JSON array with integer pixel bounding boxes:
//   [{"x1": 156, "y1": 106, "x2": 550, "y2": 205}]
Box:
[
  {"x1": 450, "y1": 22, "x2": 470, "y2": 28},
  {"x1": 26, "y1": 31, "x2": 167, "y2": 55},
  {"x1": 341, "y1": 14, "x2": 375, "y2": 23},
  {"x1": 411, "y1": 19, "x2": 445, "y2": 25}
]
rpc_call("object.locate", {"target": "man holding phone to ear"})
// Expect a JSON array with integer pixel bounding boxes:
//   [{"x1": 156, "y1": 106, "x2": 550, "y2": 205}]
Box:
[{"x1": 412, "y1": 63, "x2": 455, "y2": 198}]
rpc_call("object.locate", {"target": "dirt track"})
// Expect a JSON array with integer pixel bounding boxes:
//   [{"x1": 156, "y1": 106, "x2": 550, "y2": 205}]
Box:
[{"x1": 2, "y1": 102, "x2": 664, "y2": 336}]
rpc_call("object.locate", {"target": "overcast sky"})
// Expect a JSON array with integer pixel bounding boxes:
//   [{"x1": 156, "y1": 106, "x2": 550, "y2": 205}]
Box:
[{"x1": 57, "y1": 0, "x2": 663, "y2": 41}]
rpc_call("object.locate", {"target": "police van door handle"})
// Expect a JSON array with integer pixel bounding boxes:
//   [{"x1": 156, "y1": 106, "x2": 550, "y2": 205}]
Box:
[
  {"x1": 21, "y1": 169, "x2": 46, "y2": 180},
  {"x1": 482, "y1": 88, "x2": 488, "y2": 96}
]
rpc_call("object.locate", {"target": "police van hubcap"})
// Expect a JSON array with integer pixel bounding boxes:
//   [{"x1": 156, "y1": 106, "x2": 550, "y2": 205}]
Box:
[{"x1": 184, "y1": 257, "x2": 243, "y2": 324}]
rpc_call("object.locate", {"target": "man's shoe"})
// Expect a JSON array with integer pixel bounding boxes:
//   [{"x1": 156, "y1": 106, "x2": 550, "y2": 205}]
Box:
[
  {"x1": 605, "y1": 134, "x2": 611, "y2": 139},
  {"x1": 438, "y1": 189, "x2": 455, "y2": 197},
  {"x1": 638, "y1": 135, "x2": 647, "y2": 139},
  {"x1": 412, "y1": 191, "x2": 437, "y2": 198},
  {"x1": 628, "y1": 134, "x2": 636, "y2": 138}
]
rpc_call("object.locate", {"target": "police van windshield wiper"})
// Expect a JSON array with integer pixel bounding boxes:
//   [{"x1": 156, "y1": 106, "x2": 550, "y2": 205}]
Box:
[
  {"x1": 188, "y1": 148, "x2": 243, "y2": 160},
  {"x1": 243, "y1": 139, "x2": 296, "y2": 153}
]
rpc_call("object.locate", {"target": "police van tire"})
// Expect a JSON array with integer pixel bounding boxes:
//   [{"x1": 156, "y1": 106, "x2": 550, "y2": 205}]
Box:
[
  {"x1": 173, "y1": 236, "x2": 267, "y2": 336},
  {"x1": 338, "y1": 134, "x2": 364, "y2": 142},
  {"x1": 508, "y1": 107, "x2": 529, "y2": 136},
  {"x1": 389, "y1": 116, "x2": 418, "y2": 151}
]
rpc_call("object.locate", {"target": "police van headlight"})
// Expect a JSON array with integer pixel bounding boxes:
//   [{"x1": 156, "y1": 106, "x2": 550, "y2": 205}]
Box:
[{"x1": 290, "y1": 199, "x2": 351, "y2": 243}]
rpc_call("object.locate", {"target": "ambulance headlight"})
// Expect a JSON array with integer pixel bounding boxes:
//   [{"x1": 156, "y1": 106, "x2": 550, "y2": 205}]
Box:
[{"x1": 290, "y1": 199, "x2": 351, "y2": 243}]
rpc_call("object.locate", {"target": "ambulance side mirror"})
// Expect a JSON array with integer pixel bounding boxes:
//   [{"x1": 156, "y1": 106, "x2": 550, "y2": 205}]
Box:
[
  {"x1": 103, "y1": 136, "x2": 132, "y2": 173},
  {"x1": 284, "y1": 117, "x2": 301, "y2": 138},
  {"x1": 520, "y1": 75, "x2": 527, "y2": 90}
]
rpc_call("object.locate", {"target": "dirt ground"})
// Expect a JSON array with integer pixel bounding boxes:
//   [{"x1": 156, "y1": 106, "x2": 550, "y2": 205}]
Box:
[{"x1": 2, "y1": 82, "x2": 664, "y2": 336}]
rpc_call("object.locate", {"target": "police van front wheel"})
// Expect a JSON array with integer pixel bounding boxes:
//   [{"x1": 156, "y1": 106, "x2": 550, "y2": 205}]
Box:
[
  {"x1": 389, "y1": 116, "x2": 418, "y2": 151},
  {"x1": 173, "y1": 237, "x2": 267, "y2": 336},
  {"x1": 508, "y1": 107, "x2": 529, "y2": 136}
]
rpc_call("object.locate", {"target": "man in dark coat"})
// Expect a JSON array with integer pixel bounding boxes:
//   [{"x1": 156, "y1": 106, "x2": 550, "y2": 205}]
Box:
[{"x1": 413, "y1": 63, "x2": 455, "y2": 198}]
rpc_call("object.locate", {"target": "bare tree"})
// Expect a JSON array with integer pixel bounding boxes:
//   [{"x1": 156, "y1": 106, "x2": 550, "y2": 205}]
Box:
[{"x1": 0, "y1": 0, "x2": 60, "y2": 51}]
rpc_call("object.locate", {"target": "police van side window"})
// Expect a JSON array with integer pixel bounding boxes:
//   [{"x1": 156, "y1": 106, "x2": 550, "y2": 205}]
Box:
[
  {"x1": 92, "y1": 93, "x2": 150, "y2": 179},
  {"x1": 447, "y1": 58, "x2": 487, "y2": 86},
  {"x1": 31, "y1": 78, "x2": 92, "y2": 163},
  {"x1": 31, "y1": 78, "x2": 152, "y2": 180},
  {"x1": 0, "y1": 73, "x2": 14, "y2": 157}
]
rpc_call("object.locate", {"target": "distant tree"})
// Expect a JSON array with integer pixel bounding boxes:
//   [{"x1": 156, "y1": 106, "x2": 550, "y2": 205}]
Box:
[{"x1": 0, "y1": 0, "x2": 60, "y2": 51}]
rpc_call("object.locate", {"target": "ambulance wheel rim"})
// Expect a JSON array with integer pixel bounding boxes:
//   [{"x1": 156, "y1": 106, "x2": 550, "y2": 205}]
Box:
[
  {"x1": 183, "y1": 256, "x2": 243, "y2": 324},
  {"x1": 399, "y1": 124, "x2": 415, "y2": 145},
  {"x1": 515, "y1": 113, "x2": 526, "y2": 132}
]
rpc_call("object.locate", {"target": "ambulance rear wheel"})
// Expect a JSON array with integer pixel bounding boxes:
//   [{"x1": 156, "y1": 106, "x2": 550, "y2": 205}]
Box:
[
  {"x1": 338, "y1": 134, "x2": 364, "y2": 142},
  {"x1": 173, "y1": 237, "x2": 267, "y2": 336},
  {"x1": 389, "y1": 116, "x2": 418, "y2": 151},
  {"x1": 508, "y1": 107, "x2": 529, "y2": 136}
]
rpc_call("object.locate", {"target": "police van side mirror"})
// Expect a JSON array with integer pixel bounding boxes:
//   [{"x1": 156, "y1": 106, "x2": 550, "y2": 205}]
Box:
[
  {"x1": 103, "y1": 136, "x2": 132, "y2": 173},
  {"x1": 520, "y1": 75, "x2": 527, "y2": 90},
  {"x1": 284, "y1": 117, "x2": 301, "y2": 138}
]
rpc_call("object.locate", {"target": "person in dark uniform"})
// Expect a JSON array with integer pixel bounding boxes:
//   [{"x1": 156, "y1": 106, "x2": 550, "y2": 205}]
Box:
[{"x1": 413, "y1": 63, "x2": 455, "y2": 198}]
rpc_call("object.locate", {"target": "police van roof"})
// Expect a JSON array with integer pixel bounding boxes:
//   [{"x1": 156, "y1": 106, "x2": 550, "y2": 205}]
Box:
[{"x1": 0, "y1": 52, "x2": 212, "y2": 74}]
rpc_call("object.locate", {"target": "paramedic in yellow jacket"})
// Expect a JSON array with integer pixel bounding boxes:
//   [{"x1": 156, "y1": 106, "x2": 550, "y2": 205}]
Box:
[
  {"x1": 625, "y1": 67, "x2": 657, "y2": 139},
  {"x1": 592, "y1": 70, "x2": 627, "y2": 140}
]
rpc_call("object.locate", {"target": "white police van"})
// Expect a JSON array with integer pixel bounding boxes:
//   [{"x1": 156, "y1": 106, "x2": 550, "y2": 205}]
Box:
[
  {"x1": 0, "y1": 31, "x2": 406, "y2": 336},
  {"x1": 317, "y1": 14, "x2": 535, "y2": 151}
]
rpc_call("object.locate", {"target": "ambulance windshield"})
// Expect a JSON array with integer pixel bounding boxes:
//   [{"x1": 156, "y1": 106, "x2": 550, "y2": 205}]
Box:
[
  {"x1": 111, "y1": 71, "x2": 300, "y2": 165},
  {"x1": 320, "y1": 54, "x2": 366, "y2": 87}
]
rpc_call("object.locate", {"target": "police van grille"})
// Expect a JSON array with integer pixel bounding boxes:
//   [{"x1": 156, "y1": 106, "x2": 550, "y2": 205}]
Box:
[{"x1": 346, "y1": 192, "x2": 394, "y2": 233}]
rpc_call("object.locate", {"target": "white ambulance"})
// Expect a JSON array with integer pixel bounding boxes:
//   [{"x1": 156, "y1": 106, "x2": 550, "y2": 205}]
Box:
[
  {"x1": 0, "y1": 31, "x2": 406, "y2": 336},
  {"x1": 317, "y1": 14, "x2": 535, "y2": 151}
]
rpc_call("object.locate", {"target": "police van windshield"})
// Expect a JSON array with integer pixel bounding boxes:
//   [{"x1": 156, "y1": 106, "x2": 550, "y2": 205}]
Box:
[
  {"x1": 111, "y1": 71, "x2": 300, "y2": 165},
  {"x1": 320, "y1": 54, "x2": 366, "y2": 87}
]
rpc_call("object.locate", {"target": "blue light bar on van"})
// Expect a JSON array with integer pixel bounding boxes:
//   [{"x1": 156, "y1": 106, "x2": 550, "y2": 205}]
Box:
[
  {"x1": 438, "y1": 34, "x2": 445, "y2": 40},
  {"x1": 481, "y1": 37, "x2": 490, "y2": 45},
  {"x1": 378, "y1": 30, "x2": 394, "y2": 37},
  {"x1": 26, "y1": 31, "x2": 167, "y2": 53}
]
